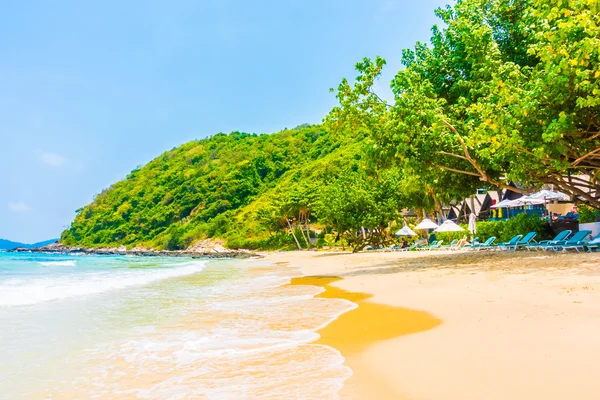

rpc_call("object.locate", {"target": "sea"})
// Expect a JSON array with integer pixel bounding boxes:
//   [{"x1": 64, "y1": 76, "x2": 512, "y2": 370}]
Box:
[{"x1": 0, "y1": 252, "x2": 355, "y2": 399}]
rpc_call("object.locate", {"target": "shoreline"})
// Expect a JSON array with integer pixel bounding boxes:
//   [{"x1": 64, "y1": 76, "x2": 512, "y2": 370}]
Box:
[{"x1": 265, "y1": 250, "x2": 600, "y2": 399}]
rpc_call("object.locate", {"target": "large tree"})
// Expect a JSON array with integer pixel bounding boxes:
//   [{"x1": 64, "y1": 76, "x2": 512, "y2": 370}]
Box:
[
  {"x1": 316, "y1": 169, "x2": 404, "y2": 252},
  {"x1": 328, "y1": 0, "x2": 600, "y2": 208}
]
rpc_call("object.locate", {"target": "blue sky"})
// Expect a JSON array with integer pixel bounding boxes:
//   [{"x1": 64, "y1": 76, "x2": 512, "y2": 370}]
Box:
[{"x1": 1, "y1": 0, "x2": 449, "y2": 243}]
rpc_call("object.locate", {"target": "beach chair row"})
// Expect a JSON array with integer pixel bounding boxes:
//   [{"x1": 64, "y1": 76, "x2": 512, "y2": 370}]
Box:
[
  {"x1": 465, "y1": 230, "x2": 600, "y2": 252},
  {"x1": 375, "y1": 239, "x2": 462, "y2": 252},
  {"x1": 371, "y1": 230, "x2": 599, "y2": 253}
]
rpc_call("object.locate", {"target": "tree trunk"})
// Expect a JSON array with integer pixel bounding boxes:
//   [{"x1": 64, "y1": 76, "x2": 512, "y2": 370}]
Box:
[
  {"x1": 304, "y1": 212, "x2": 312, "y2": 248},
  {"x1": 286, "y1": 219, "x2": 302, "y2": 250},
  {"x1": 297, "y1": 215, "x2": 310, "y2": 249}
]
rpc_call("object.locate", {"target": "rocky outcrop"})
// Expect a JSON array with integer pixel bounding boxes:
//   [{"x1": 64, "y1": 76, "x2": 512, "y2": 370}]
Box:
[{"x1": 11, "y1": 241, "x2": 259, "y2": 259}]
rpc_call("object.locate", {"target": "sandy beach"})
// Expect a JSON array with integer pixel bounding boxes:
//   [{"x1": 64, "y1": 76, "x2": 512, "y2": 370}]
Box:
[{"x1": 265, "y1": 250, "x2": 600, "y2": 400}]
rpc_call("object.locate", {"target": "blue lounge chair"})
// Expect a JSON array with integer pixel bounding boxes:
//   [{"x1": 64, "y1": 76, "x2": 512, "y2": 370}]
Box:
[
  {"x1": 511, "y1": 232, "x2": 538, "y2": 251},
  {"x1": 428, "y1": 240, "x2": 444, "y2": 250},
  {"x1": 554, "y1": 230, "x2": 593, "y2": 252},
  {"x1": 462, "y1": 237, "x2": 479, "y2": 249},
  {"x1": 527, "y1": 230, "x2": 571, "y2": 251},
  {"x1": 493, "y1": 235, "x2": 523, "y2": 251},
  {"x1": 471, "y1": 236, "x2": 496, "y2": 251},
  {"x1": 557, "y1": 212, "x2": 578, "y2": 221},
  {"x1": 397, "y1": 242, "x2": 419, "y2": 252},
  {"x1": 416, "y1": 240, "x2": 436, "y2": 251},
  {"x1": 441, "y1": 239, "x2": 458, "y2": 250},
  {"x1": 583, "y1": 234, "x2": 600, "y2": 252}
]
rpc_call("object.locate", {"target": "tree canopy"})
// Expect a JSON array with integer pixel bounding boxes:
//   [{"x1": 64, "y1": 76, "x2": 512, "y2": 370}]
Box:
[{"x1": 328, "y1": 0, "x2": 600, "y2": 208}]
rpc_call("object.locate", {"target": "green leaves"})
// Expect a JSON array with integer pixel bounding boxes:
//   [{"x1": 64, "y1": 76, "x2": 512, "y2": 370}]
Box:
[
  {"x1": 315, "y1": 169, "x2": 404, "y2": 252},
  {"x1": 60, "y1": 125, "x2": 350, "y2": 249},
  {"x1": 328, "y1": 0, "x2": 600, "y2": 208}
]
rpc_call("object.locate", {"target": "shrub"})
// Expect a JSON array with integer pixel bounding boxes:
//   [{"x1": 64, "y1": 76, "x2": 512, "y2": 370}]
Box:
[
  {"x1": 205, "y1": 213, "x2": 231, "y2": 237},
  {"x1": 474, "y1": 214, "x2": 549, "y2": 243},
  {"x1": 475, "y1": 220, "x2": 505, "y2": 242},
  {"x1": 226, "y1": 232, "x2": 297, "y2": 250},
  {"x1": 579, "y1": 205, "x2": 600, "y2": 224},
  {"x1": 501, "y1": 214, "x2": 548, "y2": 242}
]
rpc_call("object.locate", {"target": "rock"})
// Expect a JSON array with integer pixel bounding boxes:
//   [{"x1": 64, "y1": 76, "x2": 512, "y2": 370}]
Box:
[{"x1": 9, "y1": 241, "x2": 260, "y2": 259}]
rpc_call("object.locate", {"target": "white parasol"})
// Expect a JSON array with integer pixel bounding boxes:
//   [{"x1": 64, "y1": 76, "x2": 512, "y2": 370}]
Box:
[
  {"x1": 468, "y1": 213, "x2": 477, "y2": 234},
  {"x1": 395, "y1": 224, "x2": 417, "y2": 236},
  {"x1": 414, "y1": 218, "x2": 439, "y2": 230},
  {"x1": 435, "y1": 220, "x2": 465, "y2": 233},
  {"x1": 525, "y1": 190, "x2": 570, "y2": 201}
]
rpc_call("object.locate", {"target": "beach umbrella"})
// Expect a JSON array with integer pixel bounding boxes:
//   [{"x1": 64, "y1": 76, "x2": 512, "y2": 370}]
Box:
[
  {"x1": 435, "y1": 220, "x2": 464, "y2": 233},
  {"x1": 490, "y1": 199, "x2": 514, "y2": 209},
  {"x1": 414, "y1": 218, "x2": 439, "y2": 230},
  {"x1": 507, "y1": 197, "x2": 546, "y2": 207},
  {"x1": 468, "y1": 213, "x2": 477, "y2": 234},
  {"x1": 395, "y1": 222, "x2": 417, "y2": 237},
  {"x1": 526, "y1": 190, "x2": 570, "y2": 201}
]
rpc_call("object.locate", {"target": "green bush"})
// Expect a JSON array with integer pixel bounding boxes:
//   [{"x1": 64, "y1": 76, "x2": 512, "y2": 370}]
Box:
[
  {"x1": 474, "y1": 214, "x2": 549, "y2": 243},
  {"x1": 501, "y1": 214, "x2": 548, "y2": 242},
  {"x1": 579, "y1": 205, "x2": 600, "y2": 224},
  {"x1": 436, "y1": 225, "x2": 469, "y2": 244},
  {"x1": 474, "y1": 220, "x2": 505, "y2": 242},
  {"x1": 205, "y1": 213, "x2": 231, "y2": 237},
  {"x1": 226, "y1": 232, "x2": 297, "y2": 250}
]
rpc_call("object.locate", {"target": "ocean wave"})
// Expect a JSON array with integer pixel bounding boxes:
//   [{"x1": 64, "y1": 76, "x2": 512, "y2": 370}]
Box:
[
  {"x1": 38, "y1": 260, "x2": 76, "y2": 267},
  {"x1": 0, "y1": 261, "x2": 206, "y2": 307}
]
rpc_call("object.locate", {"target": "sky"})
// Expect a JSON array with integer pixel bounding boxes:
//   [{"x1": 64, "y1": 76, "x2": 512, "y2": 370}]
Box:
[{"x1": 1, "y1": 0, "x2": 449, "y2": 243}]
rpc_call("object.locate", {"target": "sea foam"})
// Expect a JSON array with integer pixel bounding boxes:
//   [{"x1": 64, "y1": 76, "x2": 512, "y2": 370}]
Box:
[
  {"x1": 0, "y1": 261, "x2": 206, "y2": 307},
  {"x1": 38, "y1": 260, "x2": 77, "y2": 267}
]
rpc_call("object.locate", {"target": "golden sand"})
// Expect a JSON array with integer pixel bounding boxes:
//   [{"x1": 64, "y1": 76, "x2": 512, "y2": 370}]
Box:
[
  {"x1": 291, "y1": 276, "x2": 442, "y2": 398},
  {"x1": 270, "y1": 250, "x2": 600, "y2": 399},
  {"x1": 291, "y1": 276, "x2": 441, "y2": 355}
]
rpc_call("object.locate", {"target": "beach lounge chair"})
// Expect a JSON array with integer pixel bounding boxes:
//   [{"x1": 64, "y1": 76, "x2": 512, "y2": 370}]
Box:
[
  {"x1": 493, "y1": 235, "x2": 523, "y2": 251},
  {"x1": 553, "y1": 230, "x2": 593, "y2": 252},
  {"x1": 583, "y1": 234, "x2": 600, "y2": 252},
  {"x1": 462, "y1": 237, "x2": 479, "y2": 249},
  {"x1": 510, "y1": 232, "x2": 538, "y2": 251},
  {"x1": 428, "y1": 240, "x2": 444, "y2": 250},
  {"x1": 416, "y1": 240, "x2": 437, "y2": 251},
  {"x1": 527, "y1": 230, "x2": 571, "y2": 251},
  {"x1": 470, "y1": 236, "x2": 496, "y2": 251},
  {"x1": 557, "y1": 212, "x2": 578, "y2": 221},
  {"x1": 376, "y1": 244, "x2": 395, "y2": 252},
  {"x1": 440, "y1": 239, "x2": 458, "y2": 250},
  {"x1": 397, "y1": 242, "x2": 419, "y2": 252}
]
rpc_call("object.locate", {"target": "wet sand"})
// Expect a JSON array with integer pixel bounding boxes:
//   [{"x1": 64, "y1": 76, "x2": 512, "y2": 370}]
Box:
[{"x1": 267, "y1": 250, "x2": 600, "y2": 399}]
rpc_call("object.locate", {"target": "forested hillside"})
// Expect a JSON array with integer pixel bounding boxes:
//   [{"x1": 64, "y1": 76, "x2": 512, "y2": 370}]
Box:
[{"x1": 60, "y1": 125, "x2": 368, "y2": 250}]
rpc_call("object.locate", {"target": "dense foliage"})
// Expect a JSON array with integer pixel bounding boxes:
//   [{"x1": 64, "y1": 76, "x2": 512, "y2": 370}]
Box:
[
  {"x1": 316, "y1": 169, "x2": 404, "y2": 252},
  {"x1": 579, "y1": 204, "x2": 600, "y2": 223},
  {"x1": 62, "y1": 126, "x2": 399, "y2": 249},
  {"x1": 328, "y1": 0, "x2": 600, "y2": 208},
  {"x1": 474, "y1": 214, "x2": 549, "y2": 243}
]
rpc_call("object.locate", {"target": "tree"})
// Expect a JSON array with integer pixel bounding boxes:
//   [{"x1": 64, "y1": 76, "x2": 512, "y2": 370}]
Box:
[
  {"x1": 328, "y1": 0, "x2": 600, "y2": 208},
  {"x1": 316, "y1": 170, "x2": 403, "y2": 252}
]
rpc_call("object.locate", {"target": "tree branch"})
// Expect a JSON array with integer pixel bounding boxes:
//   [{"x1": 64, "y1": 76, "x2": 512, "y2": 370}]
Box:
[
  {"x1": 435, "y1": 151, "x2": 469, "y2": 161},
  {"x1": 572, "y1": 147, "x2": 600, "y2": 167},
  {"x1": 431, "y1": 164, "x2": 481, "y2": 176},
  {"x1": 548, "y1": 175, "x2": 600, "y2": 208}
]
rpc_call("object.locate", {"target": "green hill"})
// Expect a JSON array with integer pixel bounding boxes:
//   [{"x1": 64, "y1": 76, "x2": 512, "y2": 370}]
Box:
[{"x1": 60, "y1": 125, "x2": 364, "y2": 250}]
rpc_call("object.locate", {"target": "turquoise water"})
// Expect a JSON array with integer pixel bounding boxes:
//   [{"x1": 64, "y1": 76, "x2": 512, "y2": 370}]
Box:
[{"x1": 0, "y1": 252, "x2": 353, "y2": 399}]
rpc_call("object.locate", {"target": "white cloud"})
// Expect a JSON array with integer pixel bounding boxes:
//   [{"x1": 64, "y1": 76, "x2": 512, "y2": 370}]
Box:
[
  {"x1": 8, "y1": 202, "x2": 32, "y2": 213},
  {"x1": 34, "y1": 149, "x2": 67, "y2": 167}
]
